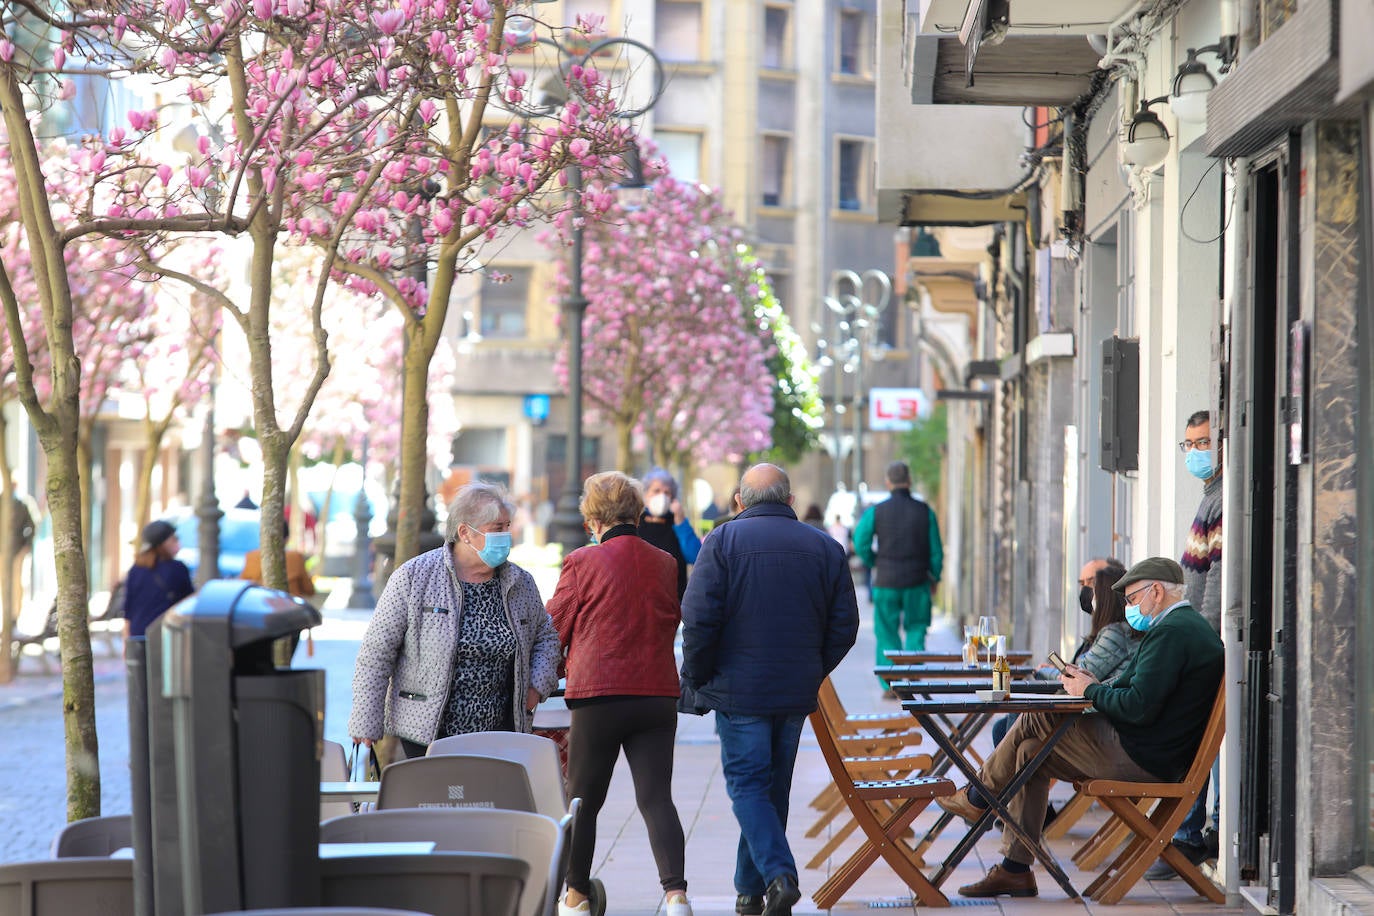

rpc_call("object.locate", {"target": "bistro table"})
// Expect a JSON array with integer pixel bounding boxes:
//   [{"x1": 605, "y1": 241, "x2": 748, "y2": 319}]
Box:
[
  {"x1": 320, "y1": 781, "x2": 381, "y2": 805},
  {"x1": 877, "y1": 663, "x2": 1037, "y2": 681},
  {"x1": 901, "y1": 694, "x2": 1093, "y2": 900},
  {"x1": 883, "y1": 649, "x2": 1034, "y2": 665}
]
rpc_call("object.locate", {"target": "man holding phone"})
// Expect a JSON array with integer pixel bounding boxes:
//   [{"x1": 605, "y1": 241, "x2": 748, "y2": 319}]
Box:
[{"x1": 937, "y1": 557, "x2": 1223, "y2": 898}]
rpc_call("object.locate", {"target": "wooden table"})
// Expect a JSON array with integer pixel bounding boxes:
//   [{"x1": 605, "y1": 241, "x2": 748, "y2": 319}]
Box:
[
  {"x1": 902, "y1": 695, "x2": 1093, "y2": 900},
  {"x1": 886, "y1": 679, "x2": 1063, "y2": 775}
]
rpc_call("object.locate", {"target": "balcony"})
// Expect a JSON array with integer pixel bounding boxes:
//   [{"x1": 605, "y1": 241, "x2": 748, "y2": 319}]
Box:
[
  {"x1": 876, "y1": 0, "x2": 1032, "y2": 225},
  {"x1": 898, "y1": 0, "x2": 1126, "y2": 105}
]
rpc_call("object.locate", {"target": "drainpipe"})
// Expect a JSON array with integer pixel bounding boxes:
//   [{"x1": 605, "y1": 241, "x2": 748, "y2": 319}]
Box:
[{"x1": 1220, "y1": 155, "x2": 1249, "y2": 907}]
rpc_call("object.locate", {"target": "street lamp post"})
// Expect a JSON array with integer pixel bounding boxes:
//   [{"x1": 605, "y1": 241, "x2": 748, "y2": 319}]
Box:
[
  {"x1": 348, "y1": 435, "x2": 374, "y2": 609},
  {"x1": 823, "y1": 269, "x2": 890, "y2": 491},
  {"x1": 548, "y1": 37, "x2": 665, "y2": 560},
  {"x1": 195, "y1": 399, "x2": 222, "y2": 587}
]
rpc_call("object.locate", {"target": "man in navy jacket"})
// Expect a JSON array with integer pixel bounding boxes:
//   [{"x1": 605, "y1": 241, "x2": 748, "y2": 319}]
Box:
[{"x1": 681, "y1": 463, "x2": 859, "y2": 916}]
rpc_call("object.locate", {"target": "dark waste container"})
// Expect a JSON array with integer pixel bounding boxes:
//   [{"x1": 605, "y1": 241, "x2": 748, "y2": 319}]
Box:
[{"x1": 133, "y1": 580, "x2": 323, "y2": 916}]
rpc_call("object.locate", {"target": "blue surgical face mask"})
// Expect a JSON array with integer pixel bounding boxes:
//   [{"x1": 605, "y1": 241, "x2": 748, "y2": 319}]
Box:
[
  {"x1": 1184, "y1": 447, "x2": 1215, "y2": 480},
  {"x1": 1124, "y1": 602, "x2": 1152, "y2": 632},
  {"x1": 473, "y1": 530, "x2": 512, "y2": 568}
]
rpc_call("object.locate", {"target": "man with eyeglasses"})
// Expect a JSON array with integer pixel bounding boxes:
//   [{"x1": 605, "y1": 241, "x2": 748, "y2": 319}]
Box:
[
  {"x1": 1146, "y1": 409, "x2": 1224, "y2": 879},
  {"x1": 936, "y1": 557, "x2": 1223, "y2": 898}
]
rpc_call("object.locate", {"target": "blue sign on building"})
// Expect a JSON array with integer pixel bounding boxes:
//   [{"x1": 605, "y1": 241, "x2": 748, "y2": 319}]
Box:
[{"x1": 523, "y1": 393, "x2": 551, "y2": 426}]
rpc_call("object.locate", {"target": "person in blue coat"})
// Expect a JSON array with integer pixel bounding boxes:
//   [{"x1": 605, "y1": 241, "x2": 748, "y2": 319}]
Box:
[
  {"x1": 123, "y1": 519, "x2": 195, "y2": 639},
  {"x1": 680, "y1": 463, "x2": 859, "y2": 916}
]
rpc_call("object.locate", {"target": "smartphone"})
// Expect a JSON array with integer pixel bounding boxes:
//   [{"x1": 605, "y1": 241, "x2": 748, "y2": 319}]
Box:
[{"x1": 1047, "y1": 651, "x2": 1069, "y2": 674}]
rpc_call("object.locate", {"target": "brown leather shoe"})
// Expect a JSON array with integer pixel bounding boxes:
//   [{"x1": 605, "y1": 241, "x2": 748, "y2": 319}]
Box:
[
  {"x1": 935, "y1": 787, "x2": 985, "y2": 826},
  {"x1": 957, "y1": 864, "x2": 1038, "y2": 898}
]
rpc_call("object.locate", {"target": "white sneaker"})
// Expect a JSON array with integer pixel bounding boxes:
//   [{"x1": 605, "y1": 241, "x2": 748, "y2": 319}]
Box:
[
  {"x1": 665, "y1": 892, "x2": 693, "y2": 916},
  {"x1": 559, "y1": 896, "x2": 590, "y2": 916}
]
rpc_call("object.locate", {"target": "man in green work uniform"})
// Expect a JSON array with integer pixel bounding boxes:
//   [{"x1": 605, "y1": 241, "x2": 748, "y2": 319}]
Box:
[{"x1": 853, "y1": 461, "x2": 942, "y2": 692}]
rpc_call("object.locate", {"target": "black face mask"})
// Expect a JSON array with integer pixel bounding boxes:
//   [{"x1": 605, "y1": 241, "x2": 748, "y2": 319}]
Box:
[{"x1": 1078, "y1": 585, "x2": 1094, "y2": 615}]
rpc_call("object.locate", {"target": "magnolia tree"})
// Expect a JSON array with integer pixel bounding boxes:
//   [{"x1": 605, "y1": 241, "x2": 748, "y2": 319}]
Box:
[
  {"x1": 130, "y1": 249, "x2": 224, "y2": 532},
  {"x1": 0, "y1": 0, "x2": 624, "y2": 818},
  {"x1": 271, "y1": 247, "x2": 457, "y2": 556},
  {"x1": 550, "y1": 172, "x2": 776, "y2": 471}
]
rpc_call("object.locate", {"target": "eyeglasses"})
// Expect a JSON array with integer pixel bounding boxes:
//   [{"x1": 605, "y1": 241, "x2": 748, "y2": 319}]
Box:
[
  {"x1": 1124, "y1": 584, "x2": 1153, "y2": 604},
  {"x1": 1177, "y1": 437, "x2": 1212, "y2": 453}
]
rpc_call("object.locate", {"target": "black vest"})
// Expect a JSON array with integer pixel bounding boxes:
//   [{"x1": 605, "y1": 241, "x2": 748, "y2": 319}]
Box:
[{"x1": 870, "y1": 488, "x2": 933, "y2": 589}]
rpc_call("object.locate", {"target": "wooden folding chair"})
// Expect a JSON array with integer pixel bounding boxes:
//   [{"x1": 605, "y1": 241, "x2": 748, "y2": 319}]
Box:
[
  {"x1": 805, "y1": 679, "x2": 930, "y2": 860},
  {"x1": 1077, "y1": 687, "x2": 1226, "y2": 904},
  {"x1": 807, "y1": 709, "x2": 953, "y2": 909},
  {"x1": 1042, "y1": 787, "x2": 1094, "y2": 840}
]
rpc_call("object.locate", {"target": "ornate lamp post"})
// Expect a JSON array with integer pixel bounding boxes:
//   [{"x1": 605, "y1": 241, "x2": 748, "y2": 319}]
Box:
[
  {"x1": 822, "y1": 269, "x2": 890, "y2": 490},
  {"x1": 348, "y1": 435, "x2": 374, "y2": 609},
  {"x1": 548, "y1": 37, "x2": 665, "y2": 559}
]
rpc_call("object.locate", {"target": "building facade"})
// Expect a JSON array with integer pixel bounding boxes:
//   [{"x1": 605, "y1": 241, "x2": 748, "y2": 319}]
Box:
[{"x1": 878, "y1": 0, "x2": 1374, "y2": 911}]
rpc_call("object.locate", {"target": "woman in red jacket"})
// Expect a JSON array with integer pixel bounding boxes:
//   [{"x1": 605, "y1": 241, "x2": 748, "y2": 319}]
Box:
[{"x1": 547, "y1": 471, "x2": 692, "y2": 916}]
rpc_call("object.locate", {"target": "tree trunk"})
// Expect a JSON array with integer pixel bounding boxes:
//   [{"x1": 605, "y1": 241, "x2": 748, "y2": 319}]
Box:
[
  {"x1": 44, "y1": 422, "x2": 101, "y2": 820},
  {"x1": 76, "y1": 426, "x2": 93, "y2": 554},
  {"x1": 394, "y1": 321, "x2": 431, "y2": 568},
  {"x1": 133, "y1": 419, "x2": 172, "y2": 532},
  {"x1": 616, "y1": 419, "x2": 634, "y2": 473},
  {"x1": 0, "y1": 418, "x2": 15, "y2": 684}
]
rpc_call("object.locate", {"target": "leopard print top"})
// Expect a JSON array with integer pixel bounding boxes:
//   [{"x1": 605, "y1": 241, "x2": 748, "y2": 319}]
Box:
[{"x1": 438, "y1": 578, "x2": 516, "y2": 736}]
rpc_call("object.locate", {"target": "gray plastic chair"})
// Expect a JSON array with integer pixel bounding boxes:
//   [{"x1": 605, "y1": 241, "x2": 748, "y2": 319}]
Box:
[
  {"x1": 426, "y1": 732, "x2": 567, "y2": 817},
  {"x1": 0, "y1": 856, "x2": 134, "y2": 915},
  {"x1": 320, "y1": 740, "x2": 354, "y2": 822},
  {"x1": 319, "y1": 852, "x2": 527, "y2": 916},
  {"x1": 48, "y1": 815, "x2": 133, "y2": 858},
  {"x1": 376, "y1": 755, "x2": 536, "y2": 813},
  {"x1": 207, "y1": 909, "x2": 428, "y2": 915},
  {"x1": 321, "y1": 807, "x2": 564, "y2": 916}
]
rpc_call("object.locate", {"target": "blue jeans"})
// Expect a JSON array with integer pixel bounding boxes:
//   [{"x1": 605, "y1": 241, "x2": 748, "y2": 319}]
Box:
[
  {"x1": 1174, "y1": 759, "x2": 1220, "y2": 846},
  {"x1": 715, "y1": 712, "x2": 806, "y2": 896}
]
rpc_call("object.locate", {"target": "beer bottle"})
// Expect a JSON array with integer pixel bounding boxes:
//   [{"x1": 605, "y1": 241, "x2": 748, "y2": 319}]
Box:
[{"x1": 992, "y1": 636, "x2": 1011, "y2": 693}]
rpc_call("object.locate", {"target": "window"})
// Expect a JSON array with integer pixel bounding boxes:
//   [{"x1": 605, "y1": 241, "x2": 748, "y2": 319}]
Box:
[
  {"x1": 762, "y1": 6, "x2": 791, "y2": 69},
  {"x1": 837, "y1": 9, "x2": 868, "y2": 76},
  {"x1": 480, "y1": 267, "x2": 531, "y2": 338},
  {"x1": 836, "y1": 138, "x2": 871, "y2": 211},
  {"x1": 655, "y1": 0, "x2": 703, "y2": 62},
  {"x1": 760, "y1": 135, "x2": 790, "y2": 207},
  {"x1": 654, "y1": 130, "x2": 702, "y2": 183}
]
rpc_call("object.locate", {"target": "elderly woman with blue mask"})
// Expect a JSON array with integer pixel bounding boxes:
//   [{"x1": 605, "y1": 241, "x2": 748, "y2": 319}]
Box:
[
  {"x1": 637, "y1": 467, "x2": 702, "y2": 599},
  {"x1": 348, "y1": 482, "x2": 561, "y2": 758}
]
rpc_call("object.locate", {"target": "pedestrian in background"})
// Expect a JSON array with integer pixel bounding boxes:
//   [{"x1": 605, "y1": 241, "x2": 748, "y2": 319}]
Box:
[
  {"x1": 348, "y1": 482, "x2": 560, "y2": 758},
  {"x1": 638, "y1": 467, "x2": 702, "y2": 599},
  {"x1": 853, "y1": 460, "x2": 943, "y2": 691},
  {"x1": 681, "y1": 463, "x2": 859, "y2": 916},
  {"x1": 240, "y1": 518, "x2": 316, "y2": 599},
  {"x1": 547, "y1": 471, "x2": 692, "y2": 916},
  {"x1": 123, "y1": 519, "x2": 195, "y2": 639}
]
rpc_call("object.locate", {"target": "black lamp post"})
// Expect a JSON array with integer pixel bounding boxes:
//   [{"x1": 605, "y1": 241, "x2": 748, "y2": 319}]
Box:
[
  {"x1": 548, "y1": 37, "x2": 664, "y2": 560},
  {"x1": 348, "y1": 435, "x2": 374, "y2": 609}
]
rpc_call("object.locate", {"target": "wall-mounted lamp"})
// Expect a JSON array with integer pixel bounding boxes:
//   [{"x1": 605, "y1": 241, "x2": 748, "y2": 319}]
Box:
[
  {"x1": 1169, "y1": 39, "x2": 1238, "y2": 125},
  {"x1": 1123, "y1": 97, "x2": 1171, "y2": 170}
]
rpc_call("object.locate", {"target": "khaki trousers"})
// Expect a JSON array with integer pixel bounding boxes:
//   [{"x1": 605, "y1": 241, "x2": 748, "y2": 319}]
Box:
[{"x1": 982, "y1": 711, "x2": 1156, "y2": 865}]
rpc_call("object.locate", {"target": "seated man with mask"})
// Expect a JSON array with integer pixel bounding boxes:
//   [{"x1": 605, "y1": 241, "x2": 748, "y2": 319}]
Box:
[{"x1": 937, "y1": 557, "x2": 1224, "y2": 898}]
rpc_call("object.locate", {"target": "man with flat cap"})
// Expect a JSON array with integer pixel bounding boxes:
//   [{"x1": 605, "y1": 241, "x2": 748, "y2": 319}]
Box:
[{"x1": 936, "y1": 556, "x2": 1223, "y2": 898}]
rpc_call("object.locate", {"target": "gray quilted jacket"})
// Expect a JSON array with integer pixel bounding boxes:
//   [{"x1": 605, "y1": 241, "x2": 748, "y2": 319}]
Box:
[{"x1": 347, "y1": 546, "x2": 561, "y2": 745}]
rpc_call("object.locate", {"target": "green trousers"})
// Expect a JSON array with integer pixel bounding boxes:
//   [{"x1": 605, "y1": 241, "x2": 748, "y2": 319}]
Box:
[{"x1": 873, "y1": 585, "x2": 932, "y2": 685}]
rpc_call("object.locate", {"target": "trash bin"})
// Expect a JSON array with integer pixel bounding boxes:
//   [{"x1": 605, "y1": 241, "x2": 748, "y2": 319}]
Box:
[{"x1": 136, "y1": 580, "x2": 323, "y2": 916}]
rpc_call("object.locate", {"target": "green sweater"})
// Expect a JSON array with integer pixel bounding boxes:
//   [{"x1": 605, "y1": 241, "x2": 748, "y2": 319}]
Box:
[{"x1": 1084, "y1": 602, "x2": 1223, "y2": 780}]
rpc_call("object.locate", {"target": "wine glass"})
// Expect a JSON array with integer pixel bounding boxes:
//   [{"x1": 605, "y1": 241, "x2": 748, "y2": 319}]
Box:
[{"x1": 977, "y1": 616, "x2": 999, "y2": 669}]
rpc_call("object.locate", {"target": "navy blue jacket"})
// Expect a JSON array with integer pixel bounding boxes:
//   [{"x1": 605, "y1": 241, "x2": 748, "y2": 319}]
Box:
[{"x1": 680, "y1": 502, "x2": 859, "y2": 715}]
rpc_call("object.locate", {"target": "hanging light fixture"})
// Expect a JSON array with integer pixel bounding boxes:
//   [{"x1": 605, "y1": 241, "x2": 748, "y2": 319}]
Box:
[
  {"x1": 1123, "y1": 97, "x2": 1171, "y2": 170},
  {"x1": 1168, "y1": 40, "x2": 1237, "y2": 125}
]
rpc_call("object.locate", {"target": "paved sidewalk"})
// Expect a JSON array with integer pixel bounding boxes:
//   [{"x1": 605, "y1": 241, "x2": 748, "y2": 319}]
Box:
[{"x1": 0, "y1": 574, "x2": 1245, "y2": 913}]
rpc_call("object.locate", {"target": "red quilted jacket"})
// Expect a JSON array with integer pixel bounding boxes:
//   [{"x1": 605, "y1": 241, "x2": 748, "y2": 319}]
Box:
[{"x1": 547, "y1": 529, "x2": 682, "y2": 699}]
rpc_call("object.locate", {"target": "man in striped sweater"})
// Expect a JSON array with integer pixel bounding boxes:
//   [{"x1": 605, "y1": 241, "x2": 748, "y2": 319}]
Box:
[{"x1": 1148, "y1": 408, "x2": 1223, "y2": 879}]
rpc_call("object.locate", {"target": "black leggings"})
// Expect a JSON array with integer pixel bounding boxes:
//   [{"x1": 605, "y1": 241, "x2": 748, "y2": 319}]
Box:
[{"x1": 565, "y1": 696, "x2": 687, "y2": 895}]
